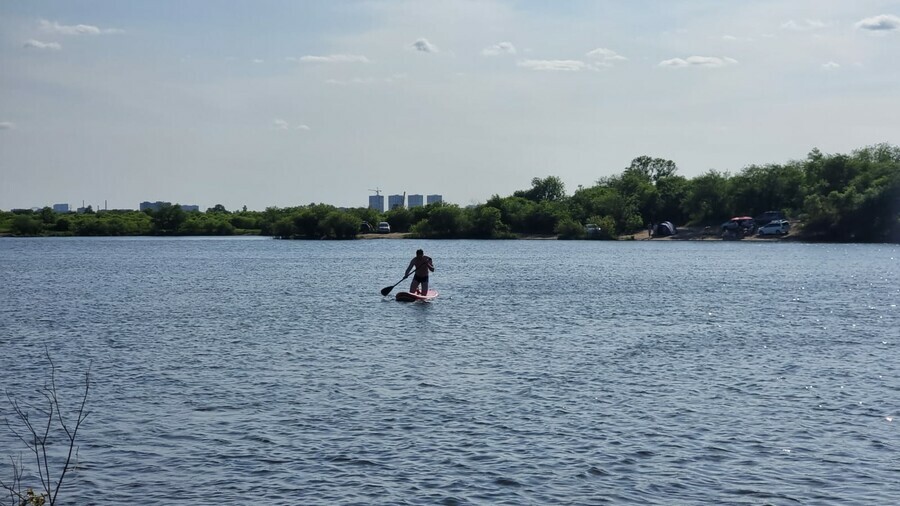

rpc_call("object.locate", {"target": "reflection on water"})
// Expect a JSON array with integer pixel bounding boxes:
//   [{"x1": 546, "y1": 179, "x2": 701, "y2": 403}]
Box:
[{"x1": 1, "y1": 238, "x2": 897, "y2": 504}]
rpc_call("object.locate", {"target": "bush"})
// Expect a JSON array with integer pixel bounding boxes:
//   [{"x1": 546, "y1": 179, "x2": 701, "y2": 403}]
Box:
[
  {"x1": 555, "y1": 218, "x2": 584, "y2": 240},
  {"x1": 11, "y1": 216, "x2": 42, "y2": 235}
]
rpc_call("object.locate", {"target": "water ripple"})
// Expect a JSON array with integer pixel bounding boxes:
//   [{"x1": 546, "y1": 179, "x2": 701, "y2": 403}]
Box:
[{"x1": 0, "y1": 238, "x2": 897, "y2": 504}]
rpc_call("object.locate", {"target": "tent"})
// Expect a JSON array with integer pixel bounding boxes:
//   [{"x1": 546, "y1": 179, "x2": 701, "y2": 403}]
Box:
[{"x1": 654, "y1": 221, "x2": 677, "y2": 237}]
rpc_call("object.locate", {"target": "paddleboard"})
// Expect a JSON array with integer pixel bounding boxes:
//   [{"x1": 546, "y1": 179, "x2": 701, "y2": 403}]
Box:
[{"x1": 395, "y1": 290, "x2": 439, "y2": 302}]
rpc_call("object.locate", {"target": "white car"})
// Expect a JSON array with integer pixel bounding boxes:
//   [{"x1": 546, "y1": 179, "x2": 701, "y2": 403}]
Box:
[
  {"x1": 758, "y1": 220, "x2": 790, "y2": 236},
  {"x1": 377, "y1": 221, "x2": 391, "y2": 233}
]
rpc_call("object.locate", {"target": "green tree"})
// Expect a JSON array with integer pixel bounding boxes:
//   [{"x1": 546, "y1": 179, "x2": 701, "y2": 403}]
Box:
[
  {"x1": 514, "y1": 176, "x2": 567, "y2": 202},
  {"x1": 11, "y1": 215, "x2": 42, "y2": 235},
  {"x1": 273, "y1": 217, "x2": 295, "y2": 238},
  {"x1": 683, "y1": 170, "x2": 731, "y2": 224},
  {"x1": 486, "y1": 195, "x2": 534, "y2": 233},
  {"x1": 229, "y1": 214, "x2": 258, "y2": 230},
  {"x1": 729, "y1": 163, "x2": 803, "y2": 217},
  {"x1": 412, "y1": 203, "x2": 464, "y2": 238},
  {"x1": 467, "y1": 205, "x2": 509, "y2": 238},
  {"x1": 555, "y1": 217, "x2": 584, "y2": 239},
  {"x1": 54, "y1": 217, "x2": 71, "y2": 232},
  {"x1": 384, "y1": 207, "x2": 413, "y2": 233},
  {"x1": 801, "y1": 144, "x2": 900, "y2": 242},
  {"x1": 524, "y1": 200, "x2": 565, "y2": 234},
  {"x1": 150, "y1": 204, "x2": 186, "y2": 235},
  {"x1": 320, "y1": 211, "x2": 359, "y2": 239},
  {"x1": 595, "y1": 215, "x2": 618, "y2": 239},
  {"x1": 625, "y1": 155, "x2": 678, "y2": 183},
  {"x1": 39, "y1": 207, "x2": 56, "y2": 224},
  {"x1": 654, "y1": 175, "x2": 690, "y2": 224}
]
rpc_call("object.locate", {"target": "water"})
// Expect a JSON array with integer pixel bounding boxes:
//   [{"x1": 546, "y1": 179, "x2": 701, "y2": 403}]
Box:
[{"x1": 1, "y1": 237, "x2": 897, "y2": 505}]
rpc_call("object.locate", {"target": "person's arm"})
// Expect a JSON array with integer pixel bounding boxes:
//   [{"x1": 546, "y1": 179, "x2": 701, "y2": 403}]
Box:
[
  {"x1": 426, "y1": 256, "x2": 435, "y2": 272},
  {"x1": 404, "y1": 258, "x2": 416, "y2": 277}
]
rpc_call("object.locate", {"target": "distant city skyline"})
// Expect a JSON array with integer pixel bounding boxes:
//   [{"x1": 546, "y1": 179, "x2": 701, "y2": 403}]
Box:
[{"x1": 1, "y1": 1, "x2": 898, "y2": 211}]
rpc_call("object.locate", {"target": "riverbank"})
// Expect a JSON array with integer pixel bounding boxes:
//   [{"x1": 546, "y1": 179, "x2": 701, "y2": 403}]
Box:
[
  {"x1": 632, "y1": 222, "x2": 808, "y2": 242},
  {"x1": 359, "y1": 224, "x2": 810, "y2": 241}
]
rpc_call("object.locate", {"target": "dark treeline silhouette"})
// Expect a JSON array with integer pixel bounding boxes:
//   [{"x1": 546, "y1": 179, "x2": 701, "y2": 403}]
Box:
[{"x1": 3, "y1": 144, "x2": 898, "y2": 242}]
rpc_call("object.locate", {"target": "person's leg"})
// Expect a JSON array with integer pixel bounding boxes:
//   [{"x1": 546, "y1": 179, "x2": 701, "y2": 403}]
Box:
[
  {"x1": 420, "y1": 279, "x2": 428, "y2": 295},
  {"x1": 409, "y1": 279, "x2": 420, "y2": 293}
]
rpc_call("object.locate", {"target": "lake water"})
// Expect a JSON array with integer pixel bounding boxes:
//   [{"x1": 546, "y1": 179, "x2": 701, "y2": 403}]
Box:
[{"x1": 1, "y1": 237, "x2": 897, "y2": 505}]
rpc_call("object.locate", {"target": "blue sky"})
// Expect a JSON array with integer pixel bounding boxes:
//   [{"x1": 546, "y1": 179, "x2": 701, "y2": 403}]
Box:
[{"x1": 1, "y1": 1, "x2": 899, "y2": 211}]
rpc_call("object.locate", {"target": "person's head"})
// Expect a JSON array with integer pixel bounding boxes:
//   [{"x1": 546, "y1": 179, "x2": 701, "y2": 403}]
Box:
[{"x1": 416, "y1": 249, "x2": 424, "y2": 257}]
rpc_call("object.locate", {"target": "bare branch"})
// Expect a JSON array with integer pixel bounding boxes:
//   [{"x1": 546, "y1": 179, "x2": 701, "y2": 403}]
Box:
[
  {"x1": 52, "y1": 361, "x2": 91, "y2": 505},
  {"x1": 3, "y1": 350, "x2": 91, "y2": 506}
]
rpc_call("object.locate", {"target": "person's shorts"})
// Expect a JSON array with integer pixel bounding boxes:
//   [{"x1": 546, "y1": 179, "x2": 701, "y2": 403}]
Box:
[{"x1": 413, "y1": 275, "x2": 429, "y2": 283}]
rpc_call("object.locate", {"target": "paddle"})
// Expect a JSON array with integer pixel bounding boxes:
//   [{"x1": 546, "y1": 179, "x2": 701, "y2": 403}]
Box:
[{"x1": 380, "y1": 273, "x2": 410, "y2": 296}]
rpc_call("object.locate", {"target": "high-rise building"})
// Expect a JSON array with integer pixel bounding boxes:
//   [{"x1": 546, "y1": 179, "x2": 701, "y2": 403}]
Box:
[
  {"x1": 368, "y1": 195, "x2": 384, "y2": 212},
  {"x1": 388, "y1": 194, "x2": 405, "y2": 210},
  {"x1": 407, "y1": 194, "x2": 424, "y2": 208},
  {"x1": 52, "y1": 203, "x2": 69, "y2": 213},
  {"x1": 427, "y1": 194, "x2": 443, "y2": 205}
]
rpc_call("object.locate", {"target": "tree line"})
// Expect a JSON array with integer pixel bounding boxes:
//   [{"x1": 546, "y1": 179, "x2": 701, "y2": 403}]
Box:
[{"x1": 2, "y1": 143, "x2": 898, "y2": 242}]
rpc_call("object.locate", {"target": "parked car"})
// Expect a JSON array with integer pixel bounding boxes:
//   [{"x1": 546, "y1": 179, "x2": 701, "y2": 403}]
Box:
[
  {"x1": 585, "y1": 223, "x2": 602, "y2": 238},
  {"x1": 755, "y1": 211, "x2": 785, "y2": 226},
  {"x1": 757, "y1": 220, "x2": 790, "y2": 236},
  {"x1": 377, "y1": 221, "x2": 391, "y2": 233},
  {"x1": 722, "y1": 217, "x2": 755, "y2": 233}
]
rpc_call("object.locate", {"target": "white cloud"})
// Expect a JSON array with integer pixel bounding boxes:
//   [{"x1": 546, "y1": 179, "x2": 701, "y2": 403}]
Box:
[
  {"x1": 274, "y1": 119, "x2": 310, "y2": 131},
  {"x1": 298, "y1": 54, "x2": 370, "y2": 63},
  {"x1": 518, "y1": 59, "x2": 586, "y2": 72},
  {"x1": 855, "y1": 14, "x2": 900, "y2": 32},
  {"x1": 482, "y1": 41, "x2": 516, "y2": 56},
  {"x1": 722, "y1": 35, "x2": 738, "y2": 41},
  {"x1": 822, "y1": 61, "x2": 841, "y2": 70},
  {"x1": 252, "y1": 59, "x2": 264, "y2": 64},
  {"x1": 411, "y1": 38, "x2": 438, "y2": 53},
  {"x1": 780, "y1": 19, "x2": 828, "y2": 31},
  {"x1": 658, "y1": 56, "x2": 738, "y2": 68},
  {"x1": 326, "y1": 74, "x2": 406, "y2": 86},
  {"x1": 39, "y1": 19, "x2": 123, "y2": 35},
  {"x1": 0, "y1": 122, "x2": 16, "y2": 130},
  {"x1": 23, "y1": 39, "x2": 61, "y2": 50},
  {"x1": 585, "y1": 47, "x2": 627, "y2": 67}
]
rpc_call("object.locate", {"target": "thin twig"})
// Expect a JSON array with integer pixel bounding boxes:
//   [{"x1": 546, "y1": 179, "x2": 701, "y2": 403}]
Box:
[{"x1": 52, "y1": 363, "x2": 91, "y2": 505}]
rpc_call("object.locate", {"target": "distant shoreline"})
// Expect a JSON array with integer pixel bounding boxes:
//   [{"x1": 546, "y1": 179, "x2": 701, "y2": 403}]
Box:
[
  {"x1": 0, "y1": 224, "x2": 869, "y2": 243},
  {"x1": 358, "y1": 225, "x2": 814, "y2": 242}
]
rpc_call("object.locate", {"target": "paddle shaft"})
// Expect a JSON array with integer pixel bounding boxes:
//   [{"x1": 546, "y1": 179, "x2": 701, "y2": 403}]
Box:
[{"x1": 381, "y1": 274, "x2": 409, "y2": 296}]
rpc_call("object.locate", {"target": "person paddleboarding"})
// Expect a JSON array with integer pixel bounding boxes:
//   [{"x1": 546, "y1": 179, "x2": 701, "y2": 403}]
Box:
[{"x1": 404, "y1": 249, "x2": 434, "y2": 296}]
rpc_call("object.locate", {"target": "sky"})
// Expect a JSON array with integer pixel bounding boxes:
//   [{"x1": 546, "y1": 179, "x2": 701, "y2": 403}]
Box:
[{"x1": 1, "y1": 0, "x2": 899, "y2": 211}]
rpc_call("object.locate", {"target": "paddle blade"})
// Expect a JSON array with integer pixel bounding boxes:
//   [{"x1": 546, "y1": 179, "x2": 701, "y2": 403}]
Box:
[{"x1": 380, "y1": 286, "x2": 394, "y2": 296}]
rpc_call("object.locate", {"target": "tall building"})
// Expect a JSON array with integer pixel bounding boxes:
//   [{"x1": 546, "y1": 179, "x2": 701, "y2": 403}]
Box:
[
  {"x1": 407, "y1": 194, "x2": 424, "y2": 208},
  {"x1": 140, "y1": 201, "x2": 171, "y2": 212},
  {"x1": 388, "y1": 194, "x2": 405, "y2": 210},
  {"x1": 52, "y1": 203, "x2": 69, "y2": 213},
  {"x1": 427, "y1": 194, "x2": 443, "y2": 205},
  {"x1": 368, "y1": 194, "x2": 384, "y2": 212}
]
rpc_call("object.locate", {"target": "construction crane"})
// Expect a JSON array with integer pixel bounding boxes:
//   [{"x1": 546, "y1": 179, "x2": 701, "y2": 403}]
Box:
[{"x1": 368, "y1": 188, "x2": 382, "y2": 196}]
